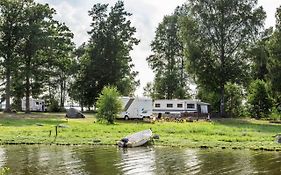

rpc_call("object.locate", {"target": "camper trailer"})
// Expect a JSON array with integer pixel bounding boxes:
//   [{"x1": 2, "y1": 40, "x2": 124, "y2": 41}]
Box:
[
  {"x1": 22, "y1": 97, "x2": 45, "y2": 112},
  {"x1": 119, "y1": 97, "x2": 153, "y2": 120},
  {"x1": 153, "y1": 99, "x2": 209, "y2": 115}
]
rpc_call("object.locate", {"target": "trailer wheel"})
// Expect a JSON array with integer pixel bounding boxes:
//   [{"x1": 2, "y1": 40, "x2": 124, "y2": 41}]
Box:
[{"x1": 124, "y1": 115, "x2": 129, "y2": 120}]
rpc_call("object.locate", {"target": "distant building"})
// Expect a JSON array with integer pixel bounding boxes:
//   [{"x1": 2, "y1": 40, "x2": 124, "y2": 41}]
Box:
[
  {"x1": 153, "y1": 99, "x2": 210, "y2": 114},
  {"x1": 22, "y1": 97, "x2": 45, "y2": 112}
]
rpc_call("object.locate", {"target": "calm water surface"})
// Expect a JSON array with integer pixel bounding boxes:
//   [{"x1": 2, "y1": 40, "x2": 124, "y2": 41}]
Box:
[{"x1": 0, "y1": 145, "x2": 280, "y2": 175}]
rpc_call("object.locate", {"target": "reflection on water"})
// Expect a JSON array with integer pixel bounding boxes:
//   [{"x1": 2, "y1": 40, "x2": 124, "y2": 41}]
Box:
[
  {"x1": 0, "y1": 147, "x2": 6, "y2": 168},
  {"x1": 0, "y1": 145, "x2": 280, "y2": 175},
  {"x1": 117, "y1": 147, "x2": 155, "y2": 175},
  {"x1": 184, "y1": 149, "x2": 201, "y2": 174}
]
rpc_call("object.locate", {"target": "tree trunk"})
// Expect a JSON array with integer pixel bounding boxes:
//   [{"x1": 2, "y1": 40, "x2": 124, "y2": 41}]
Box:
[
  {"x1": 25, "y1": 58, "x2": 31, "y2": 114},
  {"x1": 219, "y1": 5, "x2": 226, "y2": 117},
  {"x1": 4, "y1": 42, "x2": 12, "y2": 113},
  {"x1": 60, "y1": 80, "x2": 64, "y2": 108},
  {"x1": 220, "y1": 84, "x2": 225, "y2": 117},
  {"x1": 4, "y1": 66, "x2": 11, "y2": 113}
]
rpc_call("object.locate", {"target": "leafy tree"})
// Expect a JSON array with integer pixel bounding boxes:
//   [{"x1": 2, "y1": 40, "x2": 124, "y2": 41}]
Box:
[
  {"x1": 17, "y1": 1, "x2": 57, "y2": 113},
  {"x1": 143, "y1": 82, "x2": 158, "y2": 99},
  {"x1": 11, "y1": 1, "x2": 75, "y2": 113},
  {"x1": 47, "y1": 98, "x2": 61, "y2": 112},
  {"x1": 0, "y1": 0, "x2": 25, "y2": 112},
  {"x1": 44, "y1": 22, "x2": 75, "y2": 108},
  {"x1": 224, "y1": 83, "x2": 243, "y2": 117},
  {"x1": 196, "y1": 86, "x2": 221, "y2": 113},
  {"x1": 248, "y1": 28, "x2": 272, "y2": 81},
  {"x1": 268, "y1": 6, "x2": 281, "y2": 107},
  {"x1": 181, "y1": 0, "x2": 266, "y2": 116},
  {"x1": 248, "y1": 80, "x2": 273, "y2": 119},
  {"x1": 96, "y1": 86, "x2": 122, "y2": 124},
  {"x1": 68, "y1": 44, "x2": 89, "y2": 111},
  {"x1": 147, "y1": 11, "x2": 190, "y2": 99},
  {"x1": 74, "y1": 1, "x2": 139, "y2": 108}
]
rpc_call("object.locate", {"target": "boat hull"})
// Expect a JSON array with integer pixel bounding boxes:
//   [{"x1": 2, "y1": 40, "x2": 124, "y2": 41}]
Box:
[{"x1": 117, "y1": 129, "x2": 152, "y2": 147}]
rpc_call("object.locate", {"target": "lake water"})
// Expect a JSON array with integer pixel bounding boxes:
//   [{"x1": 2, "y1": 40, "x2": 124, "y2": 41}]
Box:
[{"x1": 0, "y1": 145, "x2": 280, "y2": 175}]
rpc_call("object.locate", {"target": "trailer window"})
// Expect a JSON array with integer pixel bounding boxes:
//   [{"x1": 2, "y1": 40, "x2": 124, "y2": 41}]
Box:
[
  {"x1": 167, "y1": 104, "x2": 173, "y2": 108},
  {"x1": 187, "y1": 104, "x2": 195, "y2": 109},
  {"x1": 177, "y1": 104, "x2": 183, "y2": 108},
  {"x1": 155, "y1": 103, "x2": 160, "y2": 108}
]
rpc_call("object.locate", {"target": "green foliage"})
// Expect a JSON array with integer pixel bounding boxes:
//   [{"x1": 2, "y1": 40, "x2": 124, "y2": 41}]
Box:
[
  {"x1": 143, "y1": 82, "x2": 156, "y2": 99},
  {"x1": 43, "y1": 22, "x2": 75, "y2": 108},
  {"x1": 11, "y1": 97, "x2": 21, "y2": 111},
  {"x1": 270, "y1": 107, "x2": 281, "y2": 121},
  {"x1": 147, "y1": 11, "x2": 190, "y2": 99},
  {"x1": 0, "y1": 115, "x2": 281, "y2": 150},
  {"x1": 69, "y1": 43, "x2": 89, "y2": 108},
  {"x1": 70, "y1": 1, "x2": 139, "y2": 107},
  {"x1": 181, "y1": 0, "x2": 266, "y2": 115},
  {"x1": 96, "y1": 86, "x2": 122, "y2": 124},
  {"x1": 267, "y1": 6, "x2": 281, "y2": 106},
  {"x1": 196, "y1": 86, "x2": 220, "y2": 113},
  {"x1": 0, "y1": 167, "x2": 9, "y2": 175},
  {"x1": 0, "y1": 0, "x2": 74, "y2": 113},
  {"x1": 248, "y1": 80, "x2": 273, "y2": 119},
  {"x1": 48, "y1": 98, "x2": 63, "y2": 112},
  {"x1": 0, "y1": 0, "x2": 26, "y2": 112},
  {"x1": 248, "y1": 28, "x2": 272, "y2": 81},
  {"x1": 225, "y1": 83, "x2": 244, "y2": 117}
]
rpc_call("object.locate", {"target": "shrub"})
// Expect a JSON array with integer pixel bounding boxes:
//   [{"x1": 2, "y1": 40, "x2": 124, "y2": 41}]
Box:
[
  {"x1": 248, "y1": 80, "x2": 273, "y2": 119},
  {"x1": 225, "y1": 83, "x2": 244, "y2": 117},
  {"x1": 48, "y1": 98, "x2": 64, "y2": 112},
  {"x1": 96, "y1": 86, "x2": 122, "y2": 124},
  {"x1": 0, "y1": 167, "x2": 10, "y2": 175},
  {"x1": 270, "y1": 107, "x2": 281, "y2": 121}
]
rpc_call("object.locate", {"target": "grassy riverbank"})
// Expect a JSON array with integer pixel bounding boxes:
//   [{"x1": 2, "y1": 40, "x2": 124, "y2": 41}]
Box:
[{"x1": 0, "y1": 113, "x2": 281, "y2": 151}]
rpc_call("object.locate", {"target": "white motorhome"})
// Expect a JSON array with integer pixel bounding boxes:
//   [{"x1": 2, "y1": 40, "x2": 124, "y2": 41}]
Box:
[
  {"x1": 22, "y1": 97, "x2": 45, "y2": 112},
  {"x1": 153, "y1": 99, "x2": 209, "y2": 114},
  {"x1": 119, "y1": 97, "x2": 153, "y2": 120}
]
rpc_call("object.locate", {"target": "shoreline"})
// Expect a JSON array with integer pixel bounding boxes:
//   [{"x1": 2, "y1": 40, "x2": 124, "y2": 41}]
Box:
[
  {"x1": 0, "y1": 113, "x2": 281, "y2": 152},
  {"x1": 1, "y1": 142, "x2": 281, "y2": 152}
]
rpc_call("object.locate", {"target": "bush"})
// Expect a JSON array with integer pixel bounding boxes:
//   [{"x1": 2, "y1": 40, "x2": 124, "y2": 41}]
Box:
[
  {"x1": 96, "y1": 86, "x2": 122, "y2": 124},
  {"x1": 248, "y1": 80, "x2": 273, "y2": 119},
  {"x1": 48, "y1": 98, "x2": 64, "y2": 112},
  {"x1": 225, "y1": 83, "x2": 244, "y2": 117},
  {"x1": 270, "y1": 107, "x2": 281, "y2": 121},
  {"x1": 0, "y1": 167, "x2": 10, "y2": 175}
]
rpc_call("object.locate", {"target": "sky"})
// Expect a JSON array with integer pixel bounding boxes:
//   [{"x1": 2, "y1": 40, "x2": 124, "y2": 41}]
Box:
[{"x1": 35, "y1": 0, "x2": 281, "y2": 96}]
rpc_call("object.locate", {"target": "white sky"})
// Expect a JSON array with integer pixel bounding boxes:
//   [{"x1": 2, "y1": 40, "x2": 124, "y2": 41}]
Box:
[{"x1": 36, "y1": 0, "x2": 281, "y2": 96}]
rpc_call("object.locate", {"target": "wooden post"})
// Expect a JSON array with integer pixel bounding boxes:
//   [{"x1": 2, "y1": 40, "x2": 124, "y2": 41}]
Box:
[{"x1": 55, "y1": 126, "x2": 58, "y2": 137}]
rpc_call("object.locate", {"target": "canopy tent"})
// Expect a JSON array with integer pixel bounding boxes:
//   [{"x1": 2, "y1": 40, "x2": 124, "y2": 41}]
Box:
[{"x1": 66, "y1": 108, "x2": 85, "y2": 118}]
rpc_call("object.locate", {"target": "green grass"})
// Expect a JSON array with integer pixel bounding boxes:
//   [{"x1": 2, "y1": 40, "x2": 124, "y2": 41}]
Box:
[{"x1": 0, "y1": 113, "x2": 281, "y2": 151}]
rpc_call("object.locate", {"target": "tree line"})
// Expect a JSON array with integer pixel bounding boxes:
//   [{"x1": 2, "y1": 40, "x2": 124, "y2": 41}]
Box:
[
  {"x1": 0, "y1": 0, "x2": 139, "y2": 113},
  {"x1": 145, "y1": 0, "x2": 281, "y2": 118},
  {"x1": 0, "y1": 0, "x2": 280, "y2": 118}
]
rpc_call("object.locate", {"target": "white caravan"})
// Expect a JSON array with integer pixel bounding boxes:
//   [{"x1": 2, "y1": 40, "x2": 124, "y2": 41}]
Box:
[
  {"x1": 119, "y1": 97, "x2": 153, "y2": 120},
  {"x1": 22, "y1": 97, "x2": 45, "y2": 112},
  {"x1": 153, "y1": 99, "x2": 209, "y2": 114}
]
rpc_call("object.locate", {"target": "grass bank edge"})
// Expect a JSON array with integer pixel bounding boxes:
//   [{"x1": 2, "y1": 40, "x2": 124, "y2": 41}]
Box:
[{"x1": 0, "y1": 114, "x2": 281, "y2": 151}]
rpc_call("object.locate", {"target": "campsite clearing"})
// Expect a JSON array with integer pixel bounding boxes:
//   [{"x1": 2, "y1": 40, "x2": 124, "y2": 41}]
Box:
[{"x1": 0, "y1": 113, "x2": 281, "y2": 151}]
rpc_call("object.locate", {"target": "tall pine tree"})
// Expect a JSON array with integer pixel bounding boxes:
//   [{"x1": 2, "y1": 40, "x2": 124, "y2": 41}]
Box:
[{"x1": 147, "y1": 9, "x2": 190, "y2": 99}]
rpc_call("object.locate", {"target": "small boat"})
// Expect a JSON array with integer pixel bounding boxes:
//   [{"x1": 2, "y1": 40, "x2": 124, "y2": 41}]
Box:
[{"x1": 117, "y1": 129, "x2": 153, "y2": 147}]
